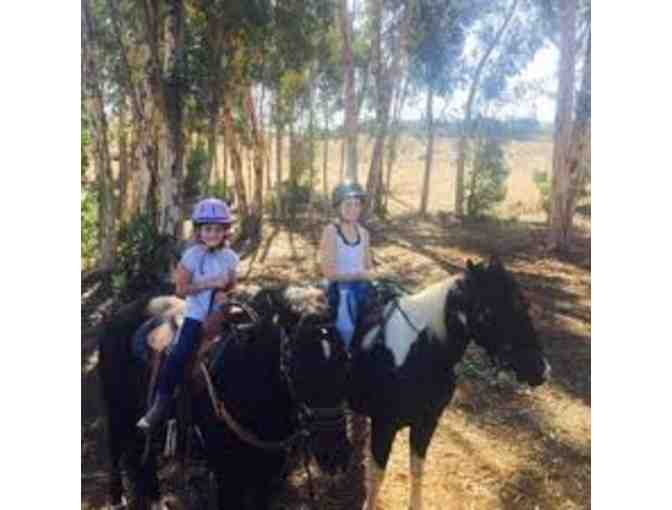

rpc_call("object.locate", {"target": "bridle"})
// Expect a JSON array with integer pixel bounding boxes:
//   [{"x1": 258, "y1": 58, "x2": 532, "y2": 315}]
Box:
[
  {"x1": 202, "y1": 308, "x2": 347, "y2": 452},
  {"x1": 279, "y1": 315, "x2": 349, "y2": 436}
]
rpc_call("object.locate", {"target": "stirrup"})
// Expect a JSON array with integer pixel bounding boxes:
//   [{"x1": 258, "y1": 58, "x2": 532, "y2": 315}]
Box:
[{"x1": 137, "y1": 395, "x2": 171, "y2": 431}]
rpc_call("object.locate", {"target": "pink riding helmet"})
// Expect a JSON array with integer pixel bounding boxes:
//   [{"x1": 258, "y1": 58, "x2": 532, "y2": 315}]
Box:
[{"x1": 192, "y1": 198, "x2": 234, "y2": 225}]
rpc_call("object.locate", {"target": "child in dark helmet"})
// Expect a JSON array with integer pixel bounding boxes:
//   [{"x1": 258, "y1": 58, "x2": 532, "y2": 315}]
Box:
[
  {"x1": 320, "y1": 181, "x2": 374, "y2": 350},
  {"x1": 137, "y1": 198, "x2": 239, "y2": 430}
]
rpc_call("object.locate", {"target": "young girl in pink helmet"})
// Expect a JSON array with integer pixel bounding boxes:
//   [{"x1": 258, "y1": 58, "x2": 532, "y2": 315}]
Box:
[{"x1": 137, "y1": 198, "x2": 239, "y2": 430}]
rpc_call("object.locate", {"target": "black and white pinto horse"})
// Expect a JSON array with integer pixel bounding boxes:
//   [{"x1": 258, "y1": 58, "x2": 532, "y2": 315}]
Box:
[
  {"x1": 98, "y1": 290, "x2": 352, "y2": 510},
  {"x1": 346, "y1": 257, "x2": 551, "y2": 510}
]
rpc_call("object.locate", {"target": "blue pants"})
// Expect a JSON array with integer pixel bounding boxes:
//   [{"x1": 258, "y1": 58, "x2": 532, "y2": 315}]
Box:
[
  {"x1": 157, "y1": 317, "x2": 202, "y2": 398},
  {"x1": 328, "y1": 281, "x2": 372, "y2": 349}
]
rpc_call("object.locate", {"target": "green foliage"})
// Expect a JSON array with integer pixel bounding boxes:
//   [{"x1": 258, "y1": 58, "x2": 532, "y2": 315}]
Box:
[
  {"x1": 408, "y1": 0, "x2": 478, "y2": 93},
  {"x1": 532, "y1": 170, "x2": 551, "y2": 214},
  {"x1": 113, "y1": 213, "x2": 176, "y2": 298},
  {"x1": 203, "y1": 179, "x2": 235, "y2": 206},
  {"x1": 465, "y1": 137, "x2": 510, "y2": 218},
  {"x1": 268, "y1": 179, "x2": 312, "y2": 221},
  {"x1": 183, "y1": 140, "x2": 210, "y2": 201},
  {"x1": 81, "y1": 189, "x2": 99, "y2": 269},
  {"x1": 81, "y1": 109, "x2": 98, "y2": 268},
  {"x1": 533, "y1": 167, "x2": 591, "y2": 219}
]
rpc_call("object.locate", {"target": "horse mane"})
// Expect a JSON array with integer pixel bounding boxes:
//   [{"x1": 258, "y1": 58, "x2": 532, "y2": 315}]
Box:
[
  {"x1": 249, "y1": 284, "x2": 330, "y2": 325},
  {"x1": 146, "y1": 295, "x2": 185, "y2": 319},
  {"x1": 400, "y1": 276, "x2": 462, "y2": 341}
]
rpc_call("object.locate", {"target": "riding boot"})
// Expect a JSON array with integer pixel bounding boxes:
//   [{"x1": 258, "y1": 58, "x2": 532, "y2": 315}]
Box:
[{"x1": 136, "y1": 393, "x2": 172, "y2": 431}]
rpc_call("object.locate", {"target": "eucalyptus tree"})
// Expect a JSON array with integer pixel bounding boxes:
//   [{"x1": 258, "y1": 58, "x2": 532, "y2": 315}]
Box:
[
  {"x1": 83, "y1": 0, "x2": 116, "y2": 268},
  {"x1": 452, "y1": 0, "x2": 545, "y2": 218},
  {"x1": 546, "y1": 0, "x2": 590, "y2": 250},
  {"x1": 260, "y1": 0, "x2": 336, "y2": 217},
  {"x1": 406, "y1": 0, "x2": 476, "y2": 216},
  {"x1": 340, "y1": 0, "x2": 358, "y2": 182},
  {"x1": 363, "y1": 0, "x2": 412, "y2": 216}
]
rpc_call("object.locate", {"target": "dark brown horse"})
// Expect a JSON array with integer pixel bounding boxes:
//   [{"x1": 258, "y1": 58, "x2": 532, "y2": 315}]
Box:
[{"x1": 98, "y1": 290, "x2": 352, "y2": 509}]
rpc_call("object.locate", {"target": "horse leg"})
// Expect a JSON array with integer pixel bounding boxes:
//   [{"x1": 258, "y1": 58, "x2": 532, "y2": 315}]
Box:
[
  {"x1": 408, "y1": 412, "x2": 441, "y2": 510},
  {"x1": 124, "y1": 430, "x2": 161, "y2": 509},
  {"x1": 249, "y1": 454, "x2": 284, "y2": 510},
  {"x1": 363, "y1": 419, "x2": 398, "y2": 510},
  {"x1": 106, "y1": 417, "x2": 126, "y2": 508},
  {"x1": 215, "y1": 469, "x2": 247, "y2": 510}
]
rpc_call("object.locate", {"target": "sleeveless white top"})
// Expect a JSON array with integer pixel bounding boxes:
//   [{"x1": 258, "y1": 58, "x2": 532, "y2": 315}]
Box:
[{"x1": 334, "y1": 224, "x2": 366, "y2": 276}]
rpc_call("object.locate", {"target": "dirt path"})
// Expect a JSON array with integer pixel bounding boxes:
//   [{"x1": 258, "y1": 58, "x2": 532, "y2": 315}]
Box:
[{"x1": 82, "y1": 214, "x2": 590, "y2": 509}]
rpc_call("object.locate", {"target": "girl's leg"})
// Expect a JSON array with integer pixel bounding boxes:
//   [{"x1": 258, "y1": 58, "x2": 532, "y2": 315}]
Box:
[{"x1": 137, "y1": 318, "x2": 202, "y2": 430}]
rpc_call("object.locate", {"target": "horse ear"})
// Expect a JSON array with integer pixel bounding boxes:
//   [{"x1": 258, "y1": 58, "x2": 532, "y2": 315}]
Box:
[{"x1": 489, "y1": 255, "x2": 503, "y2": 270}]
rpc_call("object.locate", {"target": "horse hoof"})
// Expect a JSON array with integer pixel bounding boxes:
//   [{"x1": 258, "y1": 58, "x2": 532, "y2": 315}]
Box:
[{"x1": 107, "y1": 495, "x2": 128, "y2": 510}]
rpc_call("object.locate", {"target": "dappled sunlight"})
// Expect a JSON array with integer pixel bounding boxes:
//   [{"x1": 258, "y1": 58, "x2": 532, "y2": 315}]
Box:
[
  {"x1": 83, "y1": 349, "x2": 99, "y2": 375},
  {"x1": 375, "y1": 410, "x2": 529, "y2": 510},
  {"x1": 531, "y1": 384, "x2": 590, "y2": 455},
  {"x1": 83, "y1": 186, "x2": 590, "y2": 509}
]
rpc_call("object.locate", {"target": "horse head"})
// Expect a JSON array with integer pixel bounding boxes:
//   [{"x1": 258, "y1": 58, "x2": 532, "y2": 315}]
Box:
[
  {"x1": 281, "y1": 312, "x2": 353, "y2": 475},
  {"x1": 463, "y1": 256, "x2": 551, "y2": 387},
  {"x1": 236, "y1": 285, "x2": 352, "y2": 474}
]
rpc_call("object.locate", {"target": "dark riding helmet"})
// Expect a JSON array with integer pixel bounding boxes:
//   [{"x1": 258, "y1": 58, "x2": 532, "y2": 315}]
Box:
[{"x1": 332, "y1": 181, "x2": 367, "y2": 209}]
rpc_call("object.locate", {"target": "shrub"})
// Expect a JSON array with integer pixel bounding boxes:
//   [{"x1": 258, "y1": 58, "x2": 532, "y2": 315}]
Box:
[
  {"x1": 183, "y1": 140, "x2": 210, "y2": 202},
  {"x1": 203, "y1": 179, "x2": 235, "y2": 207},
  {"x1": 113, "y1": 212, "x2": 177, "y2": 298},
  {"x1": 268, "y1": 179, "x2": 312, "y2": 221},
  {"x1": 532, "y1": 170, "x2": 551, "y2": 215},
  {"x1": 81, "y1": 188, "x2": 98, "y2": 268},
  {"x1": 465, "y1": 138, "x2": 509, "y2": 218}
]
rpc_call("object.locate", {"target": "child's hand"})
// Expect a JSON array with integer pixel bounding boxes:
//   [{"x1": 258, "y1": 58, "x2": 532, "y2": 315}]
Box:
[
  {"x1": 210, "y1": 274, "x2": 230, "y2": 289},
  {"x1": 201, "y1": 274, "x2": 228, "y2": 289}
]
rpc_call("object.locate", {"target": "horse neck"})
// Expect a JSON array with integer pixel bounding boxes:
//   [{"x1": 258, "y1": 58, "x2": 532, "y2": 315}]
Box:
[
  {"x1": 401, "y1": 276, "x2": 462, "y2": 341},
  {"x1": 214, "y1": 325, "x2": 294, "y2": 432}
]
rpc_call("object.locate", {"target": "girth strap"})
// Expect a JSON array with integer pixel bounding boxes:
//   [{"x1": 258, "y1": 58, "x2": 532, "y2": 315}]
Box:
[
  {"x1": 374, "y1": 298, "x2": 421, "y2": 347},
  {"x1": 199, "y1": 363, "x2": 302, "y2": 451}
]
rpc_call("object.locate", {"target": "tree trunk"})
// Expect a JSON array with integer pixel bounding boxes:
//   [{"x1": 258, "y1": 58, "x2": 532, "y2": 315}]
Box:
[
  {"x1": 365, "y1": 0, "x2": 384, "y2": 216},
  {"x1": 548, "y1": 0, "x2": 581, "y2": 250},
  {"x1": 158, "y1": 0, "x2": 186, "y2": 238},
  {"x1": 340, "y1": 136, "x2": 345, "y2": 183},
  {"x1": 246, "y1": 87, "x2": 264, "y2": 238},
  {"x1": 323, "y1": 103, "x2": 330, "y2": 201},
  {"x1": 275, "y1": 115, "x2": 284, "y2": 217},
  {"x1": 117, "y1": 97, "x2": 130, "y2": 224},
  {"x1": 106, "y1": 0, "x2": 158, "y2": 223},
  {"x1": 384, "y1": 76, "x2": 410, "y2": 213},
  {"x1": 366, "y1": 0, "x2": 407, "y2": 217},
  {"x1": 83, "y1": 0, "x2": 115, "y2": 268},
  {"x1": 207, "y1": 111, "x2": 219, "y2": 186},
  {"x1": 223, "y1": 101, "x2": 249, "y2": 219},
  {"x1": 340, "y1": 0, "x2": 358, "y2": 182},
  {"x1": 454, "y1": 0, "x2": 519, "y2": 217},
  {"x1": 419, "y1": 88, "x2": 435, "y2": 216},
  {"x1": 220, "y1": 121, "x2": 228, "y2": 188}
]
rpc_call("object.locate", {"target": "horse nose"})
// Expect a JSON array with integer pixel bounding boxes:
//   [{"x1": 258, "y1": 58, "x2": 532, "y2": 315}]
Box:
[{"x1": 542, "y1": 358, "x2": 552, "y2": 380}]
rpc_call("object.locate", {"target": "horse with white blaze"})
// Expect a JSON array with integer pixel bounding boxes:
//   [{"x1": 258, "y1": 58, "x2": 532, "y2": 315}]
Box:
[{"x1": 347, "y1": 256, "x2": 551, "y2": 510}]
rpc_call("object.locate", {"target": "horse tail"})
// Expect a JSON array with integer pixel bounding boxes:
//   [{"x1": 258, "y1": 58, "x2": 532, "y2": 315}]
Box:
[{"x1": 98, "y1": 295, "x2": 154, "y2": 420}]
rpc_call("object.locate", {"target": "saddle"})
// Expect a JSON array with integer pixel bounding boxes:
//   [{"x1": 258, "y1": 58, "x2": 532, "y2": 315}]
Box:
[
  {"x1": 134, "y1": 296, "x2": 258, "y2": 411},
  {"x1": 350, "y1": 279, "x2": 408, "y2": 350}
]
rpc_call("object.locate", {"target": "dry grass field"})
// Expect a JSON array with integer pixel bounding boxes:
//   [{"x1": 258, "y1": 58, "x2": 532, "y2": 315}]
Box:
[
  {"x1": 267, "y1": 134, "x2": 553, "y2": 218},
  {"x1": 83, "y1": 135, "x2": 590, "y2": 509}
]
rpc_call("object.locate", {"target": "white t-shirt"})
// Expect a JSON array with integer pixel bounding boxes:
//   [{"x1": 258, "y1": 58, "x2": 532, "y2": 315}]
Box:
[{"x1": 180, "y1": 244, "x2": 240, "y2": 321}]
